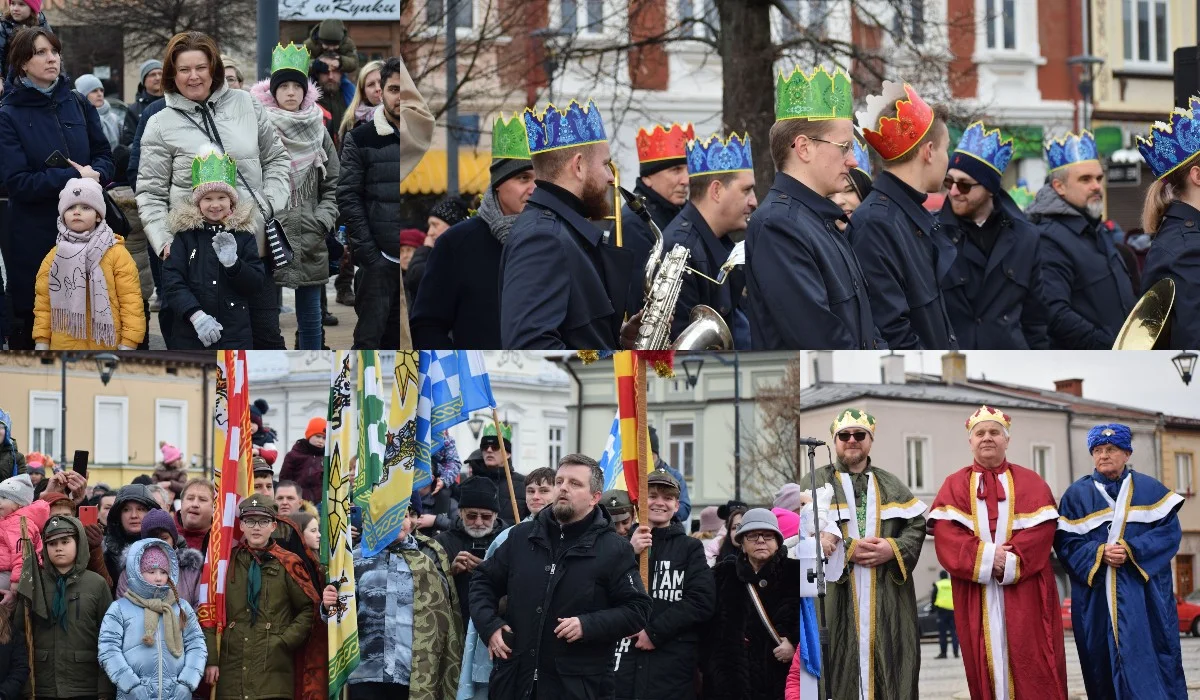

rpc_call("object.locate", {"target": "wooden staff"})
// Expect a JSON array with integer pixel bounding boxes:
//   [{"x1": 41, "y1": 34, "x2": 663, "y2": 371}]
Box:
[
  {"x1": 19, "y1": 518, "x2": 32, "y2": 697},
  {"x1": 209, "y1": 633, "x2": 220, "y2": 700},
  {"x1": 634, "y1": 356, "x2": 651, "y2": 589},
  {"x1": 492, "y1": 409, "x2": 521, "y2": 522}
]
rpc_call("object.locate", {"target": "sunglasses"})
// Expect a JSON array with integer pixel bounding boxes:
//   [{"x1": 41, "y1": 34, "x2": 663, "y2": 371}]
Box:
[
  {"x1": 837, "y1": 430, "x2": 869, "y2": 443},
  {"x1": 943, "y1": 177, "x2": 979, "y2": 194}
]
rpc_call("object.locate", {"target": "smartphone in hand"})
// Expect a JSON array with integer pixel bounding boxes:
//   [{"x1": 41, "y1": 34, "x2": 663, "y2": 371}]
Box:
[
  {"x1": 78, "y1": 506, "x2": 99, "y2": 527},
  {"x1": 45, "y1": 150, "x2": 70, "y2": 169},
  {"x1": 72, "y1": 450, "x2": 89, "y2": 478}
]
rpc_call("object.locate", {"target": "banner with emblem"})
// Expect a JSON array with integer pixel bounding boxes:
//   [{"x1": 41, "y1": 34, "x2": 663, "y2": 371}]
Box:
[
  {"x1": 415, "y1": 351, "x2": 497, "y2": 490},
  {"x1": 324, "y1": 351, "x2": 360, "y2": 696}
]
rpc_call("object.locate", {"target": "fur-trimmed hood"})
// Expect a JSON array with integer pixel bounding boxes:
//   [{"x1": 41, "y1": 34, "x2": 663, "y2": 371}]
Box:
[
  {"x1": 372, "y1": 103, "x2": 395, "y2": 136},
  {"x1": 249, "y1": 77, "x2": 323, "y2": 113},
  {"x1": 176, "y1": 544, "x2": 204, "y2": 571},
  {"x1": 166, "y1": 198, "x2": 256, "y2": 235}
]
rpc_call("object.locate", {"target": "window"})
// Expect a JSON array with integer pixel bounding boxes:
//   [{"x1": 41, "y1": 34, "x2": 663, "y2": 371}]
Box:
[
  {"x1": 1031, "y1": 445, "x2": 1052, "y2": 480},
  {"x1": 548, "y1": 426, "x2": 564, "y2": 467},
  {"x1": 668, "y1": 421, "x2": 695, "y2": 481},
  {"x1": 28, "y1": 391, "x2": 61, "y2": 456},
  {"x1": 893, "y1": 0, "x2": 926, "y2": 45},
  {"x1": 156, "y1": 400, "x2": 188, "y2": 464},
  {"x1": 426, "y1": 0, "x2": 473, "y2": 29},
  {"x1": 777, "y1": 0, "x2": 830, "y2": 41},
  {"x1": 1123, "y1": 0, "x2": 1169, "y2": 65},
  {"x1": 94, "y1": 397, "x2": 128, "y2": 465},
  {"x1": 678, "y1": 0, "x2": 718, "y2": 39},
  {"x1": 1177, "y1": 452, "x2": 1194, "y2": 494},
  {"x1": 906, "y1": 436, "x2": 929, "y2": 491},
  {"x1": 563, "y1": 0, "x2": 605, "y2": 34},
  {"x1": 984, "y1": 0, "x2": 1016, "y2": 50}
]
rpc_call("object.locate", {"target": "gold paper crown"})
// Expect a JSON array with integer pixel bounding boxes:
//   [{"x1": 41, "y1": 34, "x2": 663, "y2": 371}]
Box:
[
  {"x1": 965, "y1": 405, "x2": 1012, "y2": 433},
  {"x1": 830, "y1": 408, "x2": 877, "y2": 436}
]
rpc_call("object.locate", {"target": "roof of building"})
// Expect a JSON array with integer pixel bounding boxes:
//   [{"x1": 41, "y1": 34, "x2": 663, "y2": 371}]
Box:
[
  {"x1": 961, "y1": 378, "x2": 1160, "y2": 421},
  {"x1": 801, "y1": 381, "x2": 1065, "y2": 413}
]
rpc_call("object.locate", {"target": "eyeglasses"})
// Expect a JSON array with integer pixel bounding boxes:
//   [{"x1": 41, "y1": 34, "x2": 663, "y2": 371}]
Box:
[
  {"x1": 943, "y1": 177, "x2": 978, "y2": 194},
  {"x1": 837, "y1": 430, "x2": 869, "y2": 443},
  {"x1": 809, "y1": 137, "x2": 854, "y2": 156},
  {"x1": 242, "y1": 518, "x2": 274, "y2": 528},
  {"x1": 462, "y1": 511, "x2": 494, "y2": 522},
  {"x1": 742, "y1": 532, "x2": 776, "y2": 543}
]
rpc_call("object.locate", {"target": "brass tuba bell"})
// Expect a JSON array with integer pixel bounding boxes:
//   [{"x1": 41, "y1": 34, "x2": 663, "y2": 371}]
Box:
[{"x1": 1112, "y1": 277, "x2": 1175, "y2": 349}]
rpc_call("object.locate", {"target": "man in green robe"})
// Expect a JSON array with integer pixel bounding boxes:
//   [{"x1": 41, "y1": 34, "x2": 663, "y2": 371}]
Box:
[{"x1": 801, "y1": 407, "x2": 928, "y2": 700}]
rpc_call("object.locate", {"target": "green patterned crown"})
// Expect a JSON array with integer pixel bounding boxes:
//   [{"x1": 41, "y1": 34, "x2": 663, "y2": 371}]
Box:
[
  {"x1": 776, "y1": 65, "x2": 854, "y2": 121},
  {"x1": 492, "y1": 113, "x2": 531, "y2": 161},
  {"x1": 191, "y1": 150, "x2": 238, "y2": 190},
  {"x1": 271, "y1": 42, "x2": 311, "y2": 76}
]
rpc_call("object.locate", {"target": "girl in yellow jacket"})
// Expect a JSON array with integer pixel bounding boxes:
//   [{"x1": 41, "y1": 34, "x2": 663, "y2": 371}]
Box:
[{"x1": 33, "y1": 178, "x2": 145, "y2": 350}]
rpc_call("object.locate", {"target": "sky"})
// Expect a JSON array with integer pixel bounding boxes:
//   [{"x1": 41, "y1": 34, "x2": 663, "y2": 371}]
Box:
[{"x1": 803, "y1": 351, "x2": 1200, "y2": 419}]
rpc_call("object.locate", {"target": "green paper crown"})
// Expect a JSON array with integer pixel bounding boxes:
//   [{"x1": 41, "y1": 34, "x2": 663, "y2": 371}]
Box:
[
  {"x1": 271, "y1": 42, "x2": 311, "y2": 76},
  {"x1": 492, "y1": 113, "x2": 531, "y2": 161},
  {"x1": 776, "y1": 65, "x2": 854, "y2": 121},
  {"x1": 191, "y1": 151, "x2": 238, "y2": 190},
  {"x1": 482, "y1": 422, "x2": 513, "y2": 441}
]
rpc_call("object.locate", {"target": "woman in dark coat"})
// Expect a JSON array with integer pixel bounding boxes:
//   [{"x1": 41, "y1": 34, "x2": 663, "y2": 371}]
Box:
[{"x1": 0, "y1": 27, "x2": 115, "y2": 348}]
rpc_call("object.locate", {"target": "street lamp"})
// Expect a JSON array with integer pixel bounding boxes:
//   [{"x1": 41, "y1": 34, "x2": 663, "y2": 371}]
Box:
[
  {"x1": 1173, "y1": 351, "x2": 1198, "y2": 386},
  {"x1": 680, "y1": 357, "x2": 705, "y2": 389},
  {"x1": 60, "y1": 352, "x2": 121, "y2": 468},
  {"x1": 468, "y1": 414, "x2": 486, "y2": 440},
  {"x1": 1067, "y1": 55, "x2": 1105, "y2": 131},
  {"x1": 679, "y1": 350, "x2": 742, "y2": 501}
]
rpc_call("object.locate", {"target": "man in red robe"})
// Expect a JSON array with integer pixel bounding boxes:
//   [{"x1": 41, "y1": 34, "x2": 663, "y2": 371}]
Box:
[{"x1": 928, "y1": 405, "x2": 1068, "y2": 700}]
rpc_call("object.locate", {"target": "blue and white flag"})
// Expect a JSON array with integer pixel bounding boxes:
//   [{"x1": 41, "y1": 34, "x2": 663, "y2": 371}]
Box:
[
  {"x1": 598, "y1": 409, "x2": 623, "y2": 491},
  {"x1": 416, "y1": 351, "x2": 497, "y2": 489}
]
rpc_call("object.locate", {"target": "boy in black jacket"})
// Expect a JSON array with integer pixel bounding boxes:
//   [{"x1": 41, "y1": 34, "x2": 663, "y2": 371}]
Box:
[{"x1": 161, "y1": 149, "x2": 265, "y2": 349}]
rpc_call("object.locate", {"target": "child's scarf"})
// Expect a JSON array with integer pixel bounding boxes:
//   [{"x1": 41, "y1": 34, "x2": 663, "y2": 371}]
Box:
[
  {"x1": 50, "y1": 218, "x2": 116, "y2": 347},
  {"x1": 265, "y1": 103, "x2": 328, "y2": 208},
  {"x1": 127, "y1": 588, "x2": 183, "y2": 657}
]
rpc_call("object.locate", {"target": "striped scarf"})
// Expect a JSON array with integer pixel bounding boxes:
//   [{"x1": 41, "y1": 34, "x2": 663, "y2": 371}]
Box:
[{"x1": 50, "y1": 218, "x2": 116, "y2": 347}]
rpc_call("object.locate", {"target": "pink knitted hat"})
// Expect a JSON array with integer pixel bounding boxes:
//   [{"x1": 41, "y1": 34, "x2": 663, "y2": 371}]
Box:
[
  {"x1": 161, "y1": 443, "x2": 182, "y2": 465},
  {"x1": 58, "y1": 178, "x2": 106, "y2": 219},
  {"x1": 140, "y1": 545, "x2": 170, "y2": 574}
]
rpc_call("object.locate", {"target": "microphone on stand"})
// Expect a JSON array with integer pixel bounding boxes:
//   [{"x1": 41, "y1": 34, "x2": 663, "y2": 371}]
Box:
[
  {"x1": 803, "y1": 437, "x2": 833, "y2": 700},
  {"x1": 797, "y1": 437, "x2": 826, "y2": 447}
]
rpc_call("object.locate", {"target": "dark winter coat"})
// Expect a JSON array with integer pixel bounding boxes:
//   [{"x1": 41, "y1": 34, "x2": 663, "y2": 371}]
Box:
[
  {"x1": 0, "y1": 619, "x2": 29, "y2": 700},
  {"x1": 662, "y1": 202, "x2": 746, "y2": 346},
  {"x1": 469, "y1": 505, "x2": 653, "y2": 700},
  {"x1": 102, "y1": 485, "x2": 161, "y2": 590},
  {"x1": 160, "y1": 201, "x2": 267, "y2": 350},
  {"x1": 151, "y1": 463, "x2": 189, "y2": 499},
  {"x1": 203, "y1": 545, "x2": 314, "y2": 700},
  {"x1": 705, "y1": 551, "x2": 802, "y2": 700},
  {"x1": 417, "y1": 485, "x2": 459, "y2": 539},
  {"x1": 939, "y1": 191, "x2": 1051, "y2": 349},
  {"x1": 613, "y1": 521, "x2": 715, "y2": 700},
  {"x1": 126, "y1": 97, "x2": 167, "y2": 191},
  {"x1": 0, "y1": 409, "x2": 25, "y2": 478},
  {"x1": 278, "y1": 438, "x2": 325, "y2": 505},
  {"x1": 848, "y1": 172, "x2": 959, "y2": 350},
  {"x1": 499, "y1": 183, "x2": 637, "y2": 349},
  {"x1": 405, "y1": 244, "x2": 431, "y2": 310},
  {"x1": 121, "y1": 87, "x2": 163, "y2": 147},
  {"x1": 409, "y1": 216, "x2": 504, "y2": 348},
  {"x1": 0, "y1": 75, "x2": 115, "y2": 314},
  {"x1": 1026, "y1": 183, "x2": 1136, "y2": 348},
  {"x1": 745, "y1": 172, "x2": 880, "y2": 349},
  {"x1": 1141, "y1": 200, "x2": 1200, "y2": 349},
  {"x1": 337, "y1": 107, "x2": 411, "y2": 267},
  {"x1": 620, "y1": 179, "x2": 683, "y2": 313},
  {"x1": 434, "y1": 516, "x2": 506, "y2": 623}
]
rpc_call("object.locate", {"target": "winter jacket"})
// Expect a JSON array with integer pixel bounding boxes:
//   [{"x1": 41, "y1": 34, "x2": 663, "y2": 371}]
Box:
[
  {"x1": 619, "y1": 178, "x2": 683, "y2": 314},
  {"x1": 0, "y1": 12, "x2": 52, "y2": 82},
  {"x1": 122, "y1": 88, "x2": 163, "y2": 147},
  {"x1": 248, "y1": 79, "x2": 339, "y2": 289},
  {"x1": 203, "y1": 544, "x2": 314, "y2": 700},
  {"x1": 1142, "y1": 200, "x2": 1200, "y2": 349},
  {"x1": 0, "y1": 409, "x2": 25, "y2": 478},
  {"x1": 127, "y1": 98, "x2": 167, "y2": 191},
  {"x1": 160, "y1": 201, "x2": 266, "y2": 350},
  {"x1": 404, "y1": 245, "x2": 430, "y2": 311},
  {"x1": 150, "y1": 464, "x2": 188, "y2": 500},
  {"x1": 417, "y1": 485, "x2": 459, "y2": 539},
  {"x1": 469, "y1": 505, "x2": 653, "y2": 700},
  {"x1": 409, "y1": 216, "x2": 504, "y2": 348},
  {"x1": 303, "y1": 21, "x2": 361, "y2": 76},
  {"x1": 848, "y1": 172, "x2": 959, "y2": 350},
  {"x1": 1026, "y1": 183, "x2": 1136, "y2": 348},
  {"x1": 23, "y1": 516, "x2": 116, "y2": 698},
  {"x1": 662, "y1": 202, "x2": 747, "y2": 347},
  {"x1": 103, "y1": 486, "x2": 161, "y2": 589},
  {"x1": 115, "y1": 544, "x2": 203, "y2": 609},
  {"x1": 435, "y1": 517, "x2": 506, "y2": 623},
  {"x1": 0, "y1": 75, "x2": 115, "y2": 315},
  {"x1": 0, "y1": 619, "x2": 29, "y2": 700},
  {"x1": 705, "y1": 551, "x2": 802, "y2": 700},
  {"x1": 278, "y1": 438, "x2": 325, "y2": 505},
  {"x1": 135, "y1": 83, "x2": 291, "y2": 258},
  {"x1": 938, "y1": 191, "x2": 1051, "y2": 349},
  {"x1": 613, "y1": 521, "x2": 715, "y2": 700},
  {"x1": 98, "y1": 539, "x2": 207, "y2": 700},
  {"x1": 0, "y1": 499, "x2": 47, "y2": 586},
  {"x1": 33, "y1": 235, "x2": 147, "y2": 349}
]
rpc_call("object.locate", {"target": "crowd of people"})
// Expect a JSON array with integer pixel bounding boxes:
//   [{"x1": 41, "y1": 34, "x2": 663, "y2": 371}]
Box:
[
  {"x1": 0, "y1": 10, "x2": 435, "y2": 350},
  {"x1": 0, "y1": 391, "x2": 1188, "y2": 700}
]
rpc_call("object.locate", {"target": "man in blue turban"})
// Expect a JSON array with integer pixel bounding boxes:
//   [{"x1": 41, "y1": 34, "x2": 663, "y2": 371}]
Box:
[{"x1": 1054, "y1": 423, "x2": 1185, "y2": 699}]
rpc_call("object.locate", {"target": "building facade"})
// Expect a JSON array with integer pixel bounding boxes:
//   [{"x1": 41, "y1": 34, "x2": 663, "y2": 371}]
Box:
[{"x1": 1161, "y1": 416, "x2": 1200, "y2": 598}]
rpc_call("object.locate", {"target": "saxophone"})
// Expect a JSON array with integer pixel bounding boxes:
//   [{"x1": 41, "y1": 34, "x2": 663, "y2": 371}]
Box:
[{"x1": 620, "y1": 187, "x2": 734, "y2": 351}]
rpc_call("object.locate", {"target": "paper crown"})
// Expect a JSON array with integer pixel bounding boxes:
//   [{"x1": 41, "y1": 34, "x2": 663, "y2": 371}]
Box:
[
  {"x1": 636, "y1": 123, "x2": 695, "y2": 163},
  {"x1": 954, "y1": 121, "x2": 1014, "y2": 176},
  {"x1": 191, "y1": 150, "x2": 237, "y2": 190},
  {"x1": 686, "y1": 133, "x2": 754, "y2": 177},
  {"x1": 1135, "y1": 97, "x2": 1200, "y2": 180},
  {"x1": 775, "y1": 66, "x2": 854, "y2": 122},
  {"x1": 481, "y1": 422, "x2": 512, "y2": 440},
  {"x1": 270, "y1": 42, "x2": 310, "y2": 76},
  {"x1": 1045, "y1": 130, "x2": 1099, "y2": 172},
  {"x1": 859, "y1": 81, "x2": 935, "y2": 161},
  {"x1": 1007, "y1": 185, "x2": 1035, "y2": 210},
  {"x1": 965, "y1": 405, "x2": 1011, "y2": 433},
  {"x1": 492, "y1": 112, "x2": 531, "y2": 161},
  {"x1": 522, "y1": 100, "x2": 607, "y2": 154},
  {"x1": 830, "y1": 408, "x2": 877, "y2": 436},
  {"x1": 852, "y1": 135, "x2": 872, "y2": 177}
]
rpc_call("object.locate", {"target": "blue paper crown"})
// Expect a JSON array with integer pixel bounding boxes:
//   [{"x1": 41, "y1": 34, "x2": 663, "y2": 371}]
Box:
[
  {"x1": 954, "y1": 121, "x2": 1014, "y2": 176},
  {"x1": 686, "y1": 133, "x2": 754, "y2": 177},
  {"x1": 852, "y1": 136, "x2": 872, "y2": 178},
  {"x1": 1045, "y1": 130, "x2": 1099, "y2": 171},
  {"x1": 522, "y1": 100, "x2": 608, "y2": 154},
  {"x1": 1136, "y1": 96, "x2": 1200, "y2": 180}
]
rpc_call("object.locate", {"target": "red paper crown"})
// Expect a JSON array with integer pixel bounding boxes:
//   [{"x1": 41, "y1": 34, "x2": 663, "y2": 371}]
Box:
[
  {"x1": 636, "y1": 123, "x2": 695, "y2": 163},
  {"x1": 860, "y1": 82, "x2": 934, "y2": 161}
]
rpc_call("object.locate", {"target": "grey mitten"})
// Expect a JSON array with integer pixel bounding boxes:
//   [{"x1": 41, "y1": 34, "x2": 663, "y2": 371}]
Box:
[
  {"x1": 190, "y1": 311, "x2": 224, "y2": 347},
  {"x1": 34, "y1": 342, "x2": 49, "y2": 350},
  {"x1": 212, "y1": 230, "x2": 239, "y2": 268}
]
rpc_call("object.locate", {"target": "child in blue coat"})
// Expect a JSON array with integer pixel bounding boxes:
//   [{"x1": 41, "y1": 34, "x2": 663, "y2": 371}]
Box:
[{"x1": 98, "y1": 538, "x2": 207, "y2": 700}]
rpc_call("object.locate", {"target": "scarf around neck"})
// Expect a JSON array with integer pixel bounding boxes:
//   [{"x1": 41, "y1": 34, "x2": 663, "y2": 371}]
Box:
[
  {"x1": 354, "y1": 103, "x2": 378, "y2": 126},
  {"x1": 265, "y1": 104, "x2": 329, "y2": 208},
  {"x1": 51, "y1": 218, "x2": 117, "y2": 346},
  {"x1": 478, "y1": 188, "x2": 518, "y2": 244},
  {"x1": 970, "y1": 461, "x2": 1010, "y2": 533},
  {"x1": 127, "y1": 588, "x2": 183, "y2": 658},
  {"x1": 21, "y1": 75, "x2": 56, "y2": 97}
]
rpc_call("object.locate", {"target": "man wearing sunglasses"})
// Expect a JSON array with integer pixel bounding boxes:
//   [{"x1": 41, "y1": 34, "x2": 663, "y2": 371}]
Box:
[
  {"x1": 800, "y1": 408, "x2": 927, "y2": 700},
  {"x1": 473, "y1": 422, "x2": 527, "y2": 526},
  {"x1": 938, "y1": 122, "x2": 1051, "y2": 349}
]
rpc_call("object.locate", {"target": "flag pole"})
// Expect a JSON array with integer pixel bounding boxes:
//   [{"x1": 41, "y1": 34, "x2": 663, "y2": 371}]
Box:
[
  {"x1": 633, "y1": 356, "x2": 650, "y2": 589},
  {"x1": 209, "y1": 633, "x2": 220, "y2": 700},
  {"x1": 491, "y1": 409, "x2": 520, "y2": 522},
  {"x1": 19, "y1": 518, "x2": 33, "y2": 698}
]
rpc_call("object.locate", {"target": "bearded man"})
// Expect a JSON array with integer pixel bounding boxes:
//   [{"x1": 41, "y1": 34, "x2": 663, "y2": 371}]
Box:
[{"x1": 435, "y1": 476, "x2": 507, "y2": 625}]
